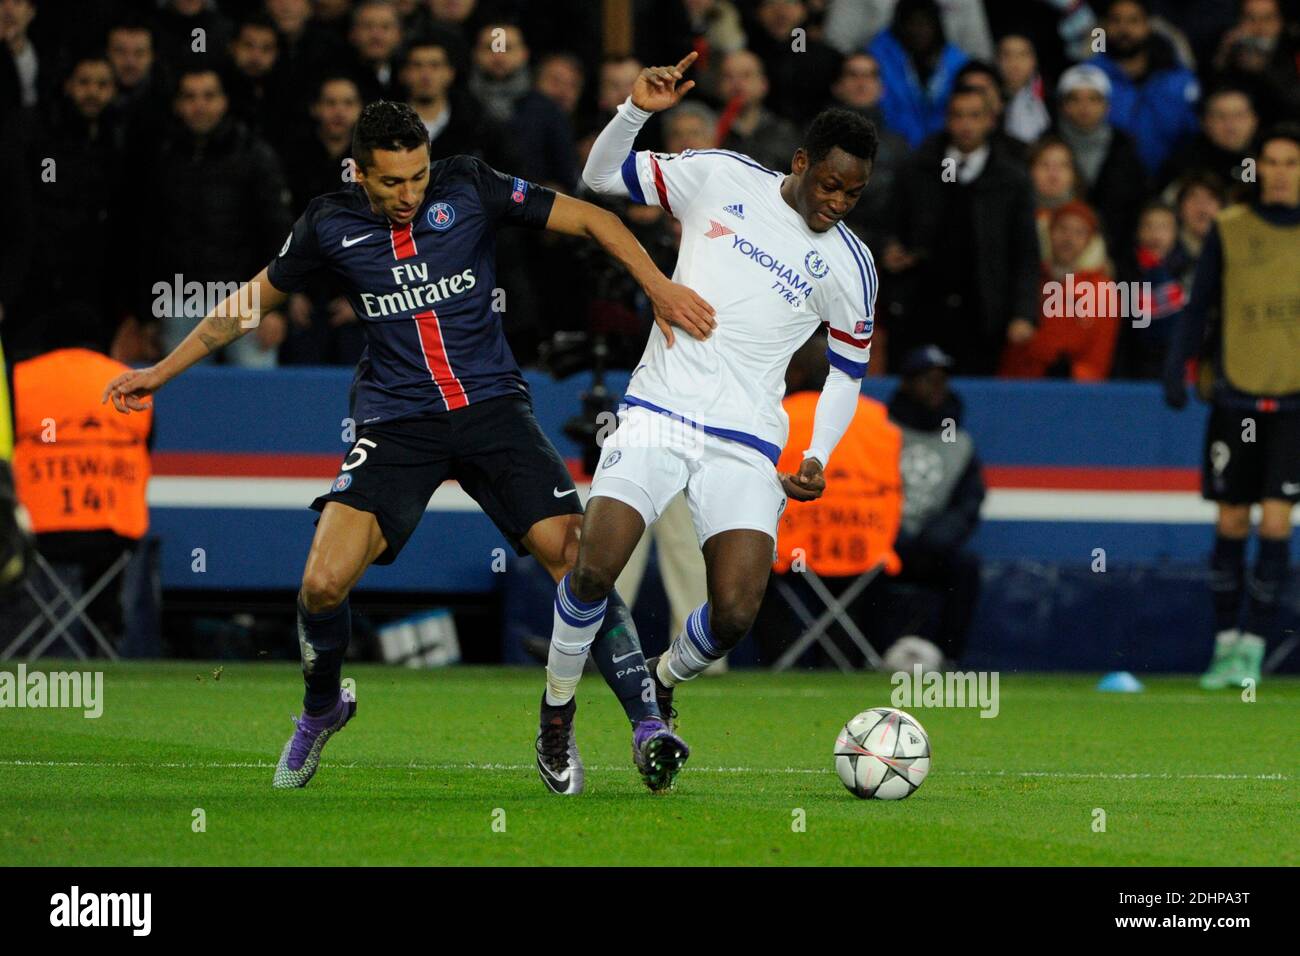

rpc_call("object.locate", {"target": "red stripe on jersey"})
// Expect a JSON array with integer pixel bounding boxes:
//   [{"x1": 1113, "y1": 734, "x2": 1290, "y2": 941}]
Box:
[
  {"x1": 650, "y1": 155, "x2": 672, "y2": 214},
  {"x1": 412, "y1": 309, "x2": 468, "y2": 409},
  {"x1": 828, "y1": 325, "x2": 870, "y2": 350},
  {"x1": 390, "y1": 223, "x2": 417, "y2": 260}
]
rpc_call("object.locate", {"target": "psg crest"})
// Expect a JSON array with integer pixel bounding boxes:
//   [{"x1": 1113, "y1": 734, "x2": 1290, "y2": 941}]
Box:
[{"x1": 428, "y1": 202, "x2": 456, "y2": 231}]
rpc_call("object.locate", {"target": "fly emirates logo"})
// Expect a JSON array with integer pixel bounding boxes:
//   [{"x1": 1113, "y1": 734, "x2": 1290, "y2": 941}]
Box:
[{"x1": 360, "y1": 262, "x2": 477, "y2": 318}]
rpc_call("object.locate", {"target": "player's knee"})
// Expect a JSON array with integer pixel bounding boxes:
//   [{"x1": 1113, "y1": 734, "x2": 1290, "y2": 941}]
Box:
[
  {"x1": 568, "y1": 561, "x2": 615, "y2": 604},
  {"x1": 709, "y1": 593, "x2": 761, "y2": 649},
  {"x1": 300, "y1": 566, "x2": 351, "y2": 614},
  {"x1": 1257, "y1": 506, "x2": 1292, "y2": 540},
  {"x1": 1216, "y1": 507, "x2": 1251, "y2": 538}
]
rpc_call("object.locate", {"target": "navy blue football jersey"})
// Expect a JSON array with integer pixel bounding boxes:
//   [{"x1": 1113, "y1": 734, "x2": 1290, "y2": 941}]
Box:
[{"x1": 267, "y1": 155, "x2": 556, "y2": 424}]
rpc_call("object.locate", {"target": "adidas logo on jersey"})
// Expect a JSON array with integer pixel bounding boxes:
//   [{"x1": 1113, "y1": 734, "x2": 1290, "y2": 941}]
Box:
[{"x1": 723, "y1": 203, "x2": 745, "y2": 219}]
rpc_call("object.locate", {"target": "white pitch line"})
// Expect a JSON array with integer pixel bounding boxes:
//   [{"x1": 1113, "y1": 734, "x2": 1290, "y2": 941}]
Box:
[{"x1": 0, "y1": 759, "x2": 1288, "y2": 782}]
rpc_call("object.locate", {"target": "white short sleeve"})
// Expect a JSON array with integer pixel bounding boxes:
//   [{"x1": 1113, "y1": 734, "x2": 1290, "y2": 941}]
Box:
[
  {"x1": 823, "y1": 224, "x2": 877, "y2": 378},
  {"x1": 621, "y1": 149, "x2": 734, "y2": 217}
]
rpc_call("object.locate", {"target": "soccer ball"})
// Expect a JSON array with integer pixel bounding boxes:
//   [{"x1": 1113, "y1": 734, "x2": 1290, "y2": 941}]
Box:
[{"x1": 834, "y1": 707, "x2": 931, "y2": 800}]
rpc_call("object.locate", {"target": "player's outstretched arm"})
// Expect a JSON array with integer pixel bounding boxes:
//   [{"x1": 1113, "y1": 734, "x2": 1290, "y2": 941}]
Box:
[
  {"x1": 544, "y1": 193, "x2": 715, "y2": 346},
  {"x1": 102, "y1": 267, "x2": 288, "y2": 413},
  {"x1": 583, "y1": 52, "x2": 697, "y2": 196}
]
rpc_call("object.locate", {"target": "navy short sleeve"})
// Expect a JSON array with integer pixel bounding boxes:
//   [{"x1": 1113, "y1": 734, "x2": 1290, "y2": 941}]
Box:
[
  {"x1": 461, "y1": 156, "x2": 556, "y2": 229},
  {"x1": 267, "y1": 201, "x2": 327, "y2": 294}
]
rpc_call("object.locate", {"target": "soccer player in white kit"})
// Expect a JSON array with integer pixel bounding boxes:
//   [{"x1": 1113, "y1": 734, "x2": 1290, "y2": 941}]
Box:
[{"x1": 540, "y1": 53, "x2": 879, "y2": 787}]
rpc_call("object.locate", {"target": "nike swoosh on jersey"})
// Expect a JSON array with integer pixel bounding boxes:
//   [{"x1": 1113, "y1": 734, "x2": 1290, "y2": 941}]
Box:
[
  {"x1": 553, "y1": 488, "x2": 578, "y2": 497},
  {"x1": 610, "y1": 650, "x2": 640, "y2": 664},
  {"x1": 341, "y1": 233, "x2": 374, "y2": 248}
]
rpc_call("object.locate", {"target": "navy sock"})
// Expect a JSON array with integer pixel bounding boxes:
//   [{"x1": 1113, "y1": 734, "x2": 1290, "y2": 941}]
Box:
[
  {"x1": 297, "y1": 596, "x2": 351, "y2": 715},
  {"x1": 1209, "y1": 534, "x2": 1246, "y2": 633},
  {"x1": 1243, "y1": 538, "x2": 1288, "y2": 638},
  {"x1": 587, "y1": 589, "x2": 660, "y2": 724}
]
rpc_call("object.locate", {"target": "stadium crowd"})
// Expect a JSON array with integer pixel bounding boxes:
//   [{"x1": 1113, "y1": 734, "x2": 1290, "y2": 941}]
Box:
[{"x1": 1, "y1": 0, "x2": 1298, "y2": 380}]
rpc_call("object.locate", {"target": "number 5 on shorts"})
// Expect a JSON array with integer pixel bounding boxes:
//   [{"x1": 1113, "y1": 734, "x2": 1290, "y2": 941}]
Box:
[{"x1": 342, "y1": 438, "x2": 378, "y2": 471}]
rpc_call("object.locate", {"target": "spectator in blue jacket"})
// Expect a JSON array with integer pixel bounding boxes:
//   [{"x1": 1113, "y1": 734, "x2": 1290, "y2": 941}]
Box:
[
  {"x1": 868, "y1": 0, "x2": 969, "y2": 148},
  {"x1": 1089, "y1": 0, "x2": 1200, "y2": 175}
]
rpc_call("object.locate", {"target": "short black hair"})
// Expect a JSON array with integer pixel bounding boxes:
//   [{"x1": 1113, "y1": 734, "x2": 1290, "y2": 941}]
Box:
[
  {"x1": 107, "y1": 17, "x2": 154, "y2": 40},
  {"x1": 803, "y1": 107, "x2": 878, "y2": 167},
  {"x1": 1260, "y1": 121, "x2": 1300, "y2": 153},
  {"x1": 352, "y1": 0, "x2": 401, "y2": 24},
  {"x1": 63, "y1": 48, "x2": 112, "y2": 76},
  {"x1": 315, "y1": 72, "x2": 361, "y2": 101},
  {"x1": 955, "y1": 59, "x2": 1001, "y2": 88},
  {"x1": 1138, "y1": 198, "x2": 1176, "y2": 222},
  {"x1": 235, "y1": 12, "x2": 280, "y2": 41},
  {"x1": 1103, "y1": 0, "x2": 1150, "y2": 16},
  {"x1": 352, "y1": 100, "x2": 429, "y2": 169},
  {"x1": 173, "y1": 61, "x2": 227, "y2": 96},
  {"x1": 893, "y1": 0, "x2": 941, "y2": 31},
  {"x1": 402, "y1": 25, "x2": 469, "y2": 75},
  {"x1": 1174, "y1": 171, "x2": 1228, "y2": 207},
  {"x1": 1199, "y1": 82, "x2": 1255, "y2": 116},
  {"x1": 948, "y1": 82, "x2": 990, "y2": 108}
]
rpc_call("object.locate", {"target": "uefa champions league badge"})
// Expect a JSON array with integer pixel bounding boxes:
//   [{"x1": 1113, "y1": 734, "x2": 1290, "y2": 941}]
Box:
[
  {"x1": 805, "y1": 250, "x2": 829, "y2": 279},
  {"x1": 510, "y1": 177, "x2": 529, "y2": 204},
  {"x1": 428, "y1": 202, "x2": 456, "y2": 230},
  {"x1": 332, "y1": 473, "x2": 352, "y2": 492}
]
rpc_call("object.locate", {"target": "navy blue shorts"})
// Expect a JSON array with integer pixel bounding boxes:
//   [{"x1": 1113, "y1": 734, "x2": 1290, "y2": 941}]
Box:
[
  {"x1": 1202, "y1": 405, "x2": 1300, "y2": 504},
  {"x1": 311, "y1": 395, "x2": 581, "y2": 564}
]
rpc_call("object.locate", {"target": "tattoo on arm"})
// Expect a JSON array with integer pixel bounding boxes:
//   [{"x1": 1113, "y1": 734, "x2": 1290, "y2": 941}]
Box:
[{"x1": 196, "y1": 312, "x2": 244, "y2": 354}]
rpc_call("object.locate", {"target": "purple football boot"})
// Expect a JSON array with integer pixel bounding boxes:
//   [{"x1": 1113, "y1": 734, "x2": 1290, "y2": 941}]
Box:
[
  {"x1": 632, "y1": 716, "x2": 689, "y2": 792},
  {"x1": 273, "y1": 687, "x2": 356, "y2": 789}
]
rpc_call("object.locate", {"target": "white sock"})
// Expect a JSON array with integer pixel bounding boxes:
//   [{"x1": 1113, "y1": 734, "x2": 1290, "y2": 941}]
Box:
[
  {"x1": 545, "y1": 573, "x2": 607, "y2": 706},
  {"x1": 1212, "y1": 629, "x2": 1240, "y2": 657},
  {"x1": 1214, "y1": 628, "x2": 1240, "y2": 647},
  {"x1": 657, "y1": 603, "x2": 722, "y2": 687},
  {"x1": 1237, "y1": 632, "x2": 1265, "y2": 652}
]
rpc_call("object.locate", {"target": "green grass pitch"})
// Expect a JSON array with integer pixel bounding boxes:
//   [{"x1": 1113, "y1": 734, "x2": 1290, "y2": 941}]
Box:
[{"x1": 1, "y1": 662, "x2": 1296, "y2": 866}]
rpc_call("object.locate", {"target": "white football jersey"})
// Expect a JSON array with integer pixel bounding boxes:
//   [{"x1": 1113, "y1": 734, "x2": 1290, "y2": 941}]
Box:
[{"x1": 619, "y1": 147, "x2": 876, "y2": 464}]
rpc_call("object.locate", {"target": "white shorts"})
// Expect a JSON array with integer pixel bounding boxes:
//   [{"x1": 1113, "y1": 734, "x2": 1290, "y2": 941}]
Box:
[{"x1": 589, "y1": 406, "x2": 787, "y2": 546}]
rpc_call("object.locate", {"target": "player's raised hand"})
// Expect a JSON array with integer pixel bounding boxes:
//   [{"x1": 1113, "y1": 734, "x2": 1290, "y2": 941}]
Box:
[
  {"x1": 780, "y1": 457, "x2": 826, "y2": 502},
  {"x1": 648, "y1": 278, "x2": 716, "y2": 347},
  {"x1": 102, "y1": 366, "x2": 165, "y2": 414},
  {"x1": 631, "y1": 52, "x2": 698, "y2": 113}
]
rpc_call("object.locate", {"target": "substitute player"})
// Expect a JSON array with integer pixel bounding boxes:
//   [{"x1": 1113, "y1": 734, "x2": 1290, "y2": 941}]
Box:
[
  {"x1": 543, "y1": 53, "x2": 878, "y2": 768},
  {"x1": 1164, "y1": 123, "x2": 1300, "y2": 690},
  {"x1": 103, "y1": 101, "x2": 713, "y2": 794}
]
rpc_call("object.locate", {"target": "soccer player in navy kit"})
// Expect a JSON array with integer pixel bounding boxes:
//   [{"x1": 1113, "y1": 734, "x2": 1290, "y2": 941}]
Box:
[{"x1": 103, "y1": 102, "x2": 714, "y2": 794}]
